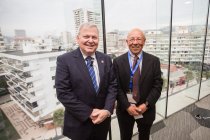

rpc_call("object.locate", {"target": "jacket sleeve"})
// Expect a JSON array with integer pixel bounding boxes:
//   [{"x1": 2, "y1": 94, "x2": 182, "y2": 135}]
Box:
[
  {"x1": 104, "y1": 57, "x2": 118, "y2": 114},
  {"x1": 146, "y1": 58, "x2": 163, "y2": 107},
  {"x1": 113, "y1": 59, "x2": 130, "y2": 110}
]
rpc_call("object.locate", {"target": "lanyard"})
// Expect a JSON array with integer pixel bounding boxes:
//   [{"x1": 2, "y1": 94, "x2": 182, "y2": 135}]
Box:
[{"x1": 128, "y1": 52, "x2": 143, "y2": 90}]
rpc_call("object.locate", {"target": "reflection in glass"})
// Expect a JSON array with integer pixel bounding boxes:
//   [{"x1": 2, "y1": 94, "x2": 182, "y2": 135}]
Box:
[
  {"x1": 200, "y1": 3, "x2": 210, "y2": 99},
  {"x1": 167, "y1": 0, "x2": 209, "y2": 116}
]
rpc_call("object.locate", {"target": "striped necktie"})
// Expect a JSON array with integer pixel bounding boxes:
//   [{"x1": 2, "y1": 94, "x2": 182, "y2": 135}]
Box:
[{"x1": 86, "y1": 56, "x2": 99, "y2": 92}]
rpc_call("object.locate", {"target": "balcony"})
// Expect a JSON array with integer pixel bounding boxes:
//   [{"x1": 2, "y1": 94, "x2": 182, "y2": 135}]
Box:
[
  {"x1": 9, "y1": 83, "x2": 44, "y2": 102},
  {"x1": 21, "y1": 92, "x2": 44, "y2": 103},
  {"x1": 9, "y1": 90, "x2": 26, "y2": 103},
  {"x1": 1, "y1": 58, "x2": 8, "y2": 64},
  {"x1": 8, "y1": 69, "x2": 41, "y2": 83},
  {"x1": 27, "y1": 84, "x2": 43, "y2": 92},
  {"x1": 2, "y1": 58, "x2": 23, "y2": 71},
  {"x1": 17, "y1": 71, "x2": 41, "y2": 83},
  {"x1": 7, "y1": 80, "x2": 18, "y2": 89},
  {"x1": 10, "y1": 95, "x2": 40, "y2": 119},
  {"x1": 25, "y1": 101, "x2": 46, "y2": 113},
  {"x1": 22, "y1": 64, "x2": 39, "y2": 72},
  {"x1": 16, "y1": 95, "x2": 25, "y2": 102},
  {"x1": 19, "y1": 83, "x2": 27, "y2": 91},
  {"x1": 8, "y1": 87, "x2": 18, "y2": 96},
  {"x1": 5, "y1": 74, "x2": 13, "y2": 81},
  {"x1": 11, "y1": 77, "x2": 23, "y2": 85},
  {"x1": 22, "y1": 62, "x2": 40, "y2": 72},
  {"x1": 18, "y1": 82, "x2": 43, "y2": 93},
  {"x1": 25, "y1": 74, "x2": 41, "y2": 83},
  {"x1": 1, "y1": 58, "x2": 38, "y2": 72},
  {"x1": 14, "y1": 86, "x2": 24, "y2": 93}
]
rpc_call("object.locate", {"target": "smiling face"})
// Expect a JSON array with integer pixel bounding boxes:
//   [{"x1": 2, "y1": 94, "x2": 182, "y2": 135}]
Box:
[
  {"x1": 126, "y1": 28, "x2": 146, "y2": 55},
  {"x1": 77, "y1": 25, "x2": 99, "y2": 56}
]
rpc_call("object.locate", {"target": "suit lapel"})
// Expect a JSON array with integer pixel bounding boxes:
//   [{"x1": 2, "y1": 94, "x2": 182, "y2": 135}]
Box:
[
  {"x1": 73, "y1": 48, "x2": 96, "y2": 93},
  {"x1": 121, "y1": 53, "x2": 131, "y2": 88},
  {"x1": 124, "y1": 53, "x2": 131, "y2": 80},
  {"x1": 139, "y1": 52, "x2": 150, "y2": 84},
  {"x1": 96, "y1": 52, "x2": 104, "y2": 92}
]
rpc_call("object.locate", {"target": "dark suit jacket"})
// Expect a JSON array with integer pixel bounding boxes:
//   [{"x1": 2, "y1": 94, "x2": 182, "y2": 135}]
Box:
[
  {"x1": 55, "y1": 48, "x2": 117, "y2": 139},
  {"x1": 113, "y1": 51, "x2": 163, "y2": 124}
]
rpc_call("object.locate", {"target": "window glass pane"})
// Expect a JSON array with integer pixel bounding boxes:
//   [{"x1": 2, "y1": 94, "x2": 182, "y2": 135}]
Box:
[
  {"x1": 167, "y1": 0, "x2": 209, "y2": 116},
  {"x1": 0, "y1": 0, "x2": 103, "y2": 139},
  {"x1": 64, "y1": 0, "x2": 104, "y2": 52},
  {"x1": 200, "y1": 5, "x2": 210, "y2": 99},
  {"x1": 105, "y1": 0, "x2": 170, "y2": 139}
]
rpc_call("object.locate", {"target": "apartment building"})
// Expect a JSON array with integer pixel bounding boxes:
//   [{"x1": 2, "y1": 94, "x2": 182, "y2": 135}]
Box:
[
  {"x1": 0, "y1": 49, "x2": 65, "y2": 122},
  {"x1": 144, "y1": 27, "x2": 210, "y2": 64},
  {"x1": 73, "y1": 8, "x2": 103, "y2": 52},
  {"x1": 0, "y1": 28, "x2": 5, "y2": 51}
]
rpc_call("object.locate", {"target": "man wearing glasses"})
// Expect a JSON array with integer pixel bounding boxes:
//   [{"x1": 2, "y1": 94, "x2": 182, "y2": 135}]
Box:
[{"x1": 113, "y1": 28, "x2": 163, "y2": 140}]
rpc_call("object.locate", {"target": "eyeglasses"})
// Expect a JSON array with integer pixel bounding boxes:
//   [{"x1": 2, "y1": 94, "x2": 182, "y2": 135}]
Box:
[{"x1": 128, "y1": 38, "x2": 144, "y2": 43}]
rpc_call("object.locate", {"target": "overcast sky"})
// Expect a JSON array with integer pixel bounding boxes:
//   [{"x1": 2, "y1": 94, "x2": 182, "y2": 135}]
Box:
[{"x1": 0, "y1": 0, "x2": 208, "y2": 37}]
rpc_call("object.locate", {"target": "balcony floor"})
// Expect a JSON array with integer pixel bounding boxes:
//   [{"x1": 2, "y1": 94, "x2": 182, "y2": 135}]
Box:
[{"x1": 132, "y1": 94, "x2": 210, "y2": 140}]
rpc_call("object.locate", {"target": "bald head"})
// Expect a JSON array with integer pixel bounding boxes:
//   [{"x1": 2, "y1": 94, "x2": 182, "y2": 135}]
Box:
[
  {"x1": 126, "y1": 28, "x2": 146, "y2": 55},
  {"x1": 127, "y1": 28, "x2": 146, "y2": 41}
]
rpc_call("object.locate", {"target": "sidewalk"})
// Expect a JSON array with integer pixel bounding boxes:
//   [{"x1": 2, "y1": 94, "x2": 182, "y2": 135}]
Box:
[{"x1": 0, "y1": 101, "x2": 61, "y2": 140}]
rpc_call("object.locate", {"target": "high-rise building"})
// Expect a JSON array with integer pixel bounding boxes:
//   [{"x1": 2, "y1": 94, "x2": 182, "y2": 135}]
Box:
[
  {"x1": 61, "y1": 31, "x2": 72, "y2": 49},
  {"x1": 73, "y1": 8, "x2": 103, "y2": 51},
  {"x1": 73, "y1": 8, "x2": 95, "y2": 35},
  {"x1": 14, "y1": 29, "x2": 32, "y2": 50},
  {"x1": 0, "y1": 49, "x2": 65, "y2": 122},
  {"x1": 106, "y1": 31, "x2": 118, "y2": 53},
  {"x1": 15, "y1": 29, "x2": 26, "y2": 38},
  {"x1": 0, "y1": 28, "x2": 5, "y2": 75},
  {"x1": 0, "y1": 28, "x2": 5, "y2": 51}
]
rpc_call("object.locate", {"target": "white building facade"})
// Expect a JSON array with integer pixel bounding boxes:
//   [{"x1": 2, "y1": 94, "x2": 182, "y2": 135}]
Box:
[
  {"x1": 0, "y1": 50, "x2": 65, "y2": 122},
  {"x1": 144, "y1": 27, "x2": 210, "y2": 64}
]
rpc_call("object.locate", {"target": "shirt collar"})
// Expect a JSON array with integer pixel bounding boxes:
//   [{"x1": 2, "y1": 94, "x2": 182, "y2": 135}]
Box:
[
  {"x1": 80, "y1": 49, "x2": 96, "y2": 60},
  {"x1": 128, "y1": 50, "x2": 143, "y2": 59}
]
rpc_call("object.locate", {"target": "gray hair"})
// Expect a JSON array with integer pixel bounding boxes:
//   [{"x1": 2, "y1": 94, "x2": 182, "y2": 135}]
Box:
[{"x1": 78, "y1": 22, "x2": 99, "y2": 35}]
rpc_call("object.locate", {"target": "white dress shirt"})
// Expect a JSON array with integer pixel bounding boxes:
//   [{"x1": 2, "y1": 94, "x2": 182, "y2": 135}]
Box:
[{"x1": 81, "y1": 50, "x2": 100, "y2": 87}]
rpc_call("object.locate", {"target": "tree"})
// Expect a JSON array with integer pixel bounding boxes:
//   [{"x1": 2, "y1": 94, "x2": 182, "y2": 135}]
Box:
[
  {"x1": 184, "y1": 71, "x2": 194, "y2": 87},
  {"x1": 162, "y1": 77, "x2": 167, "y2": 91},
  {"x1": 202, "y1": 71, "x2": 210, "y2": 80},
  {"x1": 0, "y1": 76, "x2": 9, "y2": 96},
  {"x1": 0, "y1": 76, "x2": 8, "y2": 89},
  {"x1": 195, "y1": 71, "x2": 201, "y2": 83},
  {"x1": 53, "y1": 108, "x2": 64, "y2": 136}
]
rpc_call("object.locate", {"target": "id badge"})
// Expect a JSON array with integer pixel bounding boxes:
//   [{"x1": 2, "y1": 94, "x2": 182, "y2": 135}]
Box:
[
  {"x1": 134, "y1": 114, "x2": 143, "y2": 120},
  {"x1": 126, "y1": 90, "x2": 137, "y2": 104}
]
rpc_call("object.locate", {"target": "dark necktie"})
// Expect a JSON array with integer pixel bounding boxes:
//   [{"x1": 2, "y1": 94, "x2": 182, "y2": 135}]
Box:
[
  {"x1": 86, "y1": 56, "x2": 99, "y2": 92},
  {"x1": 132, "y1": 55, "x2": 140, "y2": 102}
]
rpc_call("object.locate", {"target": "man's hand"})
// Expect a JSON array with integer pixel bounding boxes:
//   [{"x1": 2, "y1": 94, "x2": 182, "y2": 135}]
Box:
[
  {"x1": 90, "y1": 108, "x2": 100, "y2": 121},
  {"x1": 137, "y1": 103, "x2": 148, "y2": 114},
  {"x1": 91, "y1": 109, "x2": 110, "y2": 124},
  {"x1": 126, "y1": 104, "x2": 141, "y2": 116}
]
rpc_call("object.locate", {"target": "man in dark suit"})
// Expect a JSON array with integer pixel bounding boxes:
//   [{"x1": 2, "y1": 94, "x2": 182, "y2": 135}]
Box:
[
  {"x1": 113, "y1": 28, "x2": 163, "y2": 140},
  {"x1": 55, "y1": 22, "x2": 117, "y2": 140}
]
